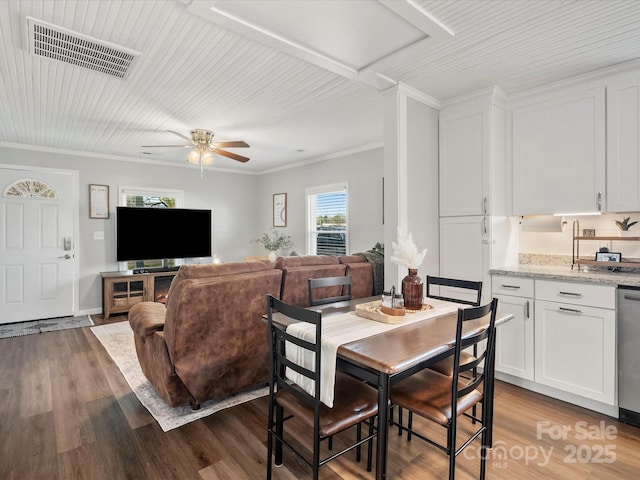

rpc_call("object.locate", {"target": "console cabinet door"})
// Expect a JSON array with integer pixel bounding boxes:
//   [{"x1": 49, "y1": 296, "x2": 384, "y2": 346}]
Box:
[
  {"x1": 494, "y1": 294, "x2": 534, "y2": 380},
  {"x1": 534, "y1": 300, "x2": 615, "y2": 405},
  {"x1": 512, "y1": 87, "x2": 605, "y2": 215},
  {"x1": 607, "y1": 77, "x2": 640, "y2": 212}
]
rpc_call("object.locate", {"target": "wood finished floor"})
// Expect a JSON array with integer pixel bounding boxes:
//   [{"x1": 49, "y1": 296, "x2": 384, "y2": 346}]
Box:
[{"x1": 1, "y1": 313, "x2": 640, "y2": 479}]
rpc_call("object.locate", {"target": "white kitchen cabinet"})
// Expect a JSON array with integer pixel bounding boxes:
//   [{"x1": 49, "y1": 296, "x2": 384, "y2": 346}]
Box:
[
  {"x1": 493, "y1": 275, "x2": 534, "y2": 380},
  {"x1": 439, "y1": 216, "x2": 489, "y2": 304},
  {"x1": 439, "y1": 106, "x2": 488, "y2": 217},
  {"x1": 534, "y1": 280, "x2": 616, "y2": 406},
  {"x1": 511, "y1": 87, "x2": 606, "y2": 215},
  {"x1": 439, "y1": 90, "x2": 506, "y2": 218},
  {"x1": 607, "y1": 77, "x2": 640, "y2": 212}
]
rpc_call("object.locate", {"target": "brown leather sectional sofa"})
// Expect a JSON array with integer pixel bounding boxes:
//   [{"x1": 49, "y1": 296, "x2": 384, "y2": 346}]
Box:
[{"x1": 128, "y1": 255, "x2": 376, "y2": 408}]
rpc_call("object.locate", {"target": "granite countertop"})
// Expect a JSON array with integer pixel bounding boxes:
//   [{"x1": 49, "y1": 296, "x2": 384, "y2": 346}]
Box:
[{"x1": 490, "y1": 264, "x2": 640, "y2": 287}]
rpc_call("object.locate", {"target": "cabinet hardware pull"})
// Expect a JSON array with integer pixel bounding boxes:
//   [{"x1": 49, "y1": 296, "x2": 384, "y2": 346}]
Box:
[
  {"x1": 558, "y1": 291, "x2": 583, "y2": 297},
  {"x1": 597, "y1": 192, "x2": 602, "y2": 211},
  {"x1": 500, "y1": 284, "x2": 521, "y2": 289},
  {"x1": 483, "y1": 197, "x2": 488, "y2": 214},
  {"x1": 559, "y1": 306, "x2": 582, "y2": 314},
  {"x1": 483, "y1": 217, "x2": 487, "y2": 234},
  {"x1": 526, "y1": 300, "x2": 530, "y2": 319},
  {"x1": 623, "y1": 294, "x2": 640, "y2": 302}
]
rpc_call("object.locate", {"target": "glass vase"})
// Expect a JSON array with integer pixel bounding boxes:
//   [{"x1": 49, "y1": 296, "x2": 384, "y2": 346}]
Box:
[{"x1": 402, "y1": 268, "x2": 423, "y2": 310}]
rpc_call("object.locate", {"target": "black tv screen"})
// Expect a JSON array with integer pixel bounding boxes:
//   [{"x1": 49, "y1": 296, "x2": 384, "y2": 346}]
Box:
[{"x1": 116, "y1": 207, "x2": 212, "y2": 261}]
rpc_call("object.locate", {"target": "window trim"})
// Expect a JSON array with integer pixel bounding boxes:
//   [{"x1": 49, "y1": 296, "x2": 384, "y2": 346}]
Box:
[
  {"x1": 306, "y1": 182, "x2": 349, "y2": 256},
  {"x1": 117, "y1": 186, "x2": 184, "y2": 208}
]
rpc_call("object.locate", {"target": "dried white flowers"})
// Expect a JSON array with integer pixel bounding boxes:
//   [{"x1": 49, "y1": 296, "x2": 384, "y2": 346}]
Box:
[{"x1": 390, "y1": 229, "x2": 427, "y2": 270}]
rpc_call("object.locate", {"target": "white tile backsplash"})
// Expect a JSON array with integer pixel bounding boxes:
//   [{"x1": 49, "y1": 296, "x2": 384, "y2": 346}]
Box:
[{"x1": 518, "y1": 212, "x2": 640, "y2": 262}]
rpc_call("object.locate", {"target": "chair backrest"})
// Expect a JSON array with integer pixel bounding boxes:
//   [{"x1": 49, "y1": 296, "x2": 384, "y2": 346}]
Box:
[
  {"x1": 308, "y1": 275, "x2": 352, "y2": 306},
  {"x1": 426, "y1": 275, "x2": 483, "y2": 306},
  {"x1": 451, "y1": 298, "x2": 498, "y2": 404},
  {"x1": 266, "y1": 294, "x2": 322, "y2": 408}
]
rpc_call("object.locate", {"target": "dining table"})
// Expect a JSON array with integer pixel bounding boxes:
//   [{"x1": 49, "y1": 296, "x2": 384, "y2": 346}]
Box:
[{"x1": 271, "y1": 296, "x2": 513, "y2": 480}]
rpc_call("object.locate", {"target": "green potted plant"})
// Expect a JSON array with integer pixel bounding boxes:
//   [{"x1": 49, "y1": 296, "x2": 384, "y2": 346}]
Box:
[
  {"x1": 251, "y1": 229, "x2": 293, "y2": 262},
  {"x1": 615, "y1": 216, "x2": 638, "y2": 237}
]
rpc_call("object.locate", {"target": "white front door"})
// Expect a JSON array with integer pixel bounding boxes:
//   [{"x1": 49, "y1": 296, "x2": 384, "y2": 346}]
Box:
[{"x1": 0, "y1": 166, "x2": 77, "y2": 323}]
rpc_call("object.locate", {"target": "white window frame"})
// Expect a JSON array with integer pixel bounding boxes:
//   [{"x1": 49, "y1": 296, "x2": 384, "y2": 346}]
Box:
[
  {"x1": 306, "y1": 182, "x2": 349, "y2": 256},
  {"x1": 118, "y1": 186, "x2": 184, "y2": 208}
]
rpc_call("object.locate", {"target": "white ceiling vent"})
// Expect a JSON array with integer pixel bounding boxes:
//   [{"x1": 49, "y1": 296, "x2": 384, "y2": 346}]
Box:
[{"x1": 26, "y1": 16, "x2": 140, "y2": 79}]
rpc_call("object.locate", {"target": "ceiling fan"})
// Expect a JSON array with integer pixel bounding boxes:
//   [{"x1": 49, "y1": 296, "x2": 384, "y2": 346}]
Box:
[{"x1": 142, "y1": 129, "x2": 250, "y2": 176}]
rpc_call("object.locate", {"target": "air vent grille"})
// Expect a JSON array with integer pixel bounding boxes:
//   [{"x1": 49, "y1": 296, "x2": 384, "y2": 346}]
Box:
[{"x1": 26, "y1": 16, "x2": 140, "y2": 79}]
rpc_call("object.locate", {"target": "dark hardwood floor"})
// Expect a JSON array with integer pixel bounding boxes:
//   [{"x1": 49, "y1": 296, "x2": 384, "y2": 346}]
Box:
[{"x1": 1, "y1": 315, "x2": 640, "y2": 479}]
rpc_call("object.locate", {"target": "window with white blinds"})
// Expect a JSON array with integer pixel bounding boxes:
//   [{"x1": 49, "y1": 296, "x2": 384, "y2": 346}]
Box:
[{"x1": 306, "y1": 183, "x2": 348, "y2": 256}]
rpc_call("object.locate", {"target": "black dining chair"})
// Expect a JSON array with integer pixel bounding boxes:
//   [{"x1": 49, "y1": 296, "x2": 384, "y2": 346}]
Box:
[
  {"x1": 389, "y1": 298, "x2": 498, "y2": 480},
  {"x1": 265, "y1": 294, "x2": 378, "y2": 480},
  {"x1": 426, "y1": 275, "x2": 483, "y2": 307},
  {"x1": 426, "y1": 276, "x2": 483, "y2": 376},
  {"x1": 423, "y1": 276, "x2": 489, "y2": 443},
  {"x1": 308, "y1": 275, "x2": 352, "y2": 306}
]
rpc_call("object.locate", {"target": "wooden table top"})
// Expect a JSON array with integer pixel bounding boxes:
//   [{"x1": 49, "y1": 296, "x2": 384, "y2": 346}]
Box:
[
  {"x1": 337, "y1": 312, "x2": 489, "y2": 375},
  {"x1": 271, "y1": 296, "x2": 511, "y2": 377}
]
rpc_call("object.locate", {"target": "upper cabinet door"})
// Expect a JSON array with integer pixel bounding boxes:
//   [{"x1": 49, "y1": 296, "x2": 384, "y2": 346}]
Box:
[
  {"x1": 439, "y1": 107, "x2": 489, "y2": 217},
  {"x1": 511, "y1": 87, "x2": 606, "y2": 215},
  {"x1": 607, "y1": 78, "x2": 640, "y2": 213}
]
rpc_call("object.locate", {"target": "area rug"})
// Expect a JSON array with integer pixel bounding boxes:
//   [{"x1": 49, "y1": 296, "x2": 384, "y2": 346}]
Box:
[
  {"x1": 90, "y1": 321, "x2": 269, "y2": 432},
  {"x1": 0, "y1": 315, "x2": 94, "y2": 339}
]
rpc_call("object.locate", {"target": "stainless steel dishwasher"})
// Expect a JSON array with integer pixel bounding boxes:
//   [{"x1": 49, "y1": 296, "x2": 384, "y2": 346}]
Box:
[{"x1": 618, "y1": 285, "x2": 640, "y2": 427}]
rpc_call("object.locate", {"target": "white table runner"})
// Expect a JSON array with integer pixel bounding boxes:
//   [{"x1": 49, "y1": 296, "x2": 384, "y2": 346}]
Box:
[{"x1": 285, "y1": 298, "x2": 459, "y2": 407}]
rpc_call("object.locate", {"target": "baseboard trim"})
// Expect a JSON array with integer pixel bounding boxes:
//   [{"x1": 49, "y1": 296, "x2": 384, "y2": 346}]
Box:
[{"x1": 496, "y1": 371, "x2": 618, "y2": 418}]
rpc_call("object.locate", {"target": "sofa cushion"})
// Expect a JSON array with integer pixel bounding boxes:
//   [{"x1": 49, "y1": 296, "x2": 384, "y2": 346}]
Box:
[
  {"x1": 279, "y1": 265, "x2": 347, "y2": 307},
  {"x1": 167, "y1": 260, "x2": 273, "y2": 301},
  {"x1": 338, "y1": 255, "x2": 366, "y2": 264},
  {"x1": 274, "y1": 255, "x2": 340, "y2": 269}
]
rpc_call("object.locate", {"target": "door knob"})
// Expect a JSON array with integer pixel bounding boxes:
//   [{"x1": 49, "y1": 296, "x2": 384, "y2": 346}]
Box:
[{"x1": 58, "y1": 254, "x2": 72, "y2": 259}]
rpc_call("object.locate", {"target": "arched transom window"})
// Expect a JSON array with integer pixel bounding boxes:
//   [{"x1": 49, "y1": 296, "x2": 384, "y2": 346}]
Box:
[{"x1": 3, "y1": 179, "x2": 57, "y2": 198}]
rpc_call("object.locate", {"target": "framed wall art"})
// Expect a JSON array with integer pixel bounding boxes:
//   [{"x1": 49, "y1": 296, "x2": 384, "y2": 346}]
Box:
[
  {"x1": 89, "y1": 184, "x2": 110, "y2": 219},
  {"x1": 273, "y1": 193, "x2": 287, "y2": 227}
]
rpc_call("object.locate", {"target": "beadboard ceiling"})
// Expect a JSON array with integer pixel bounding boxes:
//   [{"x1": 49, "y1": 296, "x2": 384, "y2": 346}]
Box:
[{"x1": 1, "y1": 0, "x2": 640, "y2": 174}]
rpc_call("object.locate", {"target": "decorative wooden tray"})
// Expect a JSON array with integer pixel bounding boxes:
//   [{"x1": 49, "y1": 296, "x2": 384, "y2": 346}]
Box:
[
  {"x1": 355, "y1": 300, "x2": 406, "y2": 324},
  {"x1": 355, "y1": 300, "x2": 434, "y2": 324}
]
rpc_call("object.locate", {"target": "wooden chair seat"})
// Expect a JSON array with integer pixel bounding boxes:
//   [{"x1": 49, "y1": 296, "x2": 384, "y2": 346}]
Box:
[
  {"x1": 276, "y1": 372, "x2": 378, "y2": 437},
  {"x1": 428, "y1": 351, "x2": 476, "y2": 377},
  {"x1": 390, "y1": 369, "x2": 482, "y2": 426}
]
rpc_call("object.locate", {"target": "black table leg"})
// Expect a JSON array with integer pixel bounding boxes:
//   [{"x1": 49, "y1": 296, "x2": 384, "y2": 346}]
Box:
[{"x1": 376, "y1": 372, "x2": 390, "y2": 480}]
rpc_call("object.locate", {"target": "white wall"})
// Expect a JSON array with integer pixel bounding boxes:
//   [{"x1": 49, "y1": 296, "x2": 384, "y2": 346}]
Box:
[
  {"x1": 256, "y1": 147, "x2": 384, "y2": 257},
  {"x1": 0, "y1": 146, "x2": 259, "y2": 313},
  {"x1": 406, "y1": 98, "x2": 439, "y2": 278}
]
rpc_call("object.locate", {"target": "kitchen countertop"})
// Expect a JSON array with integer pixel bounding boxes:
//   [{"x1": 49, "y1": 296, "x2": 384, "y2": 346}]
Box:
[{"x1": 491, "y1": 264, "x2": 640, "y2": 287}]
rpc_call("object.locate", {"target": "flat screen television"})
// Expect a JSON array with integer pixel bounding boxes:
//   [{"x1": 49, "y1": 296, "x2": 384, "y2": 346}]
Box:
[{"x1": 116, "y1": 206, "x2": 212, "y2": 262}]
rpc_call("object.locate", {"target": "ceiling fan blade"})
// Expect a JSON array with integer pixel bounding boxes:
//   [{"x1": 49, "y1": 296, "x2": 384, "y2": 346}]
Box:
[
  {"x1": 141, "y1": 144, "x2": 192, "y2": 148},
  {"x1": 215, "y1": 149, "x2": 250, "y2": 163},
  {"x1": 166, "y1": 130, "x2": 194, "y2": 143},
  {"x1": 213, "y1": 140, "x2": 249, "y2": 148}
]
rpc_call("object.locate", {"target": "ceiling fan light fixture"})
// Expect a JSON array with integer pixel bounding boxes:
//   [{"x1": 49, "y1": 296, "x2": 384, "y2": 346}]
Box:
[
  {"x1": 187, "y1": 148, "x2": 201, "y2": 164},
  {"x1": 201, "y1": 149, "x2": 215, "y2": 164},
  {"x1": 187, "y1": 146, "x2": 215, "y2": 165}
]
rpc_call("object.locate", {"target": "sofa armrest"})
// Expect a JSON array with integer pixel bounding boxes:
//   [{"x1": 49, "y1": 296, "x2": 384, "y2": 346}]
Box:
[{"x1": 129, "y1": 302, "x2": 167, "y2": 337}]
